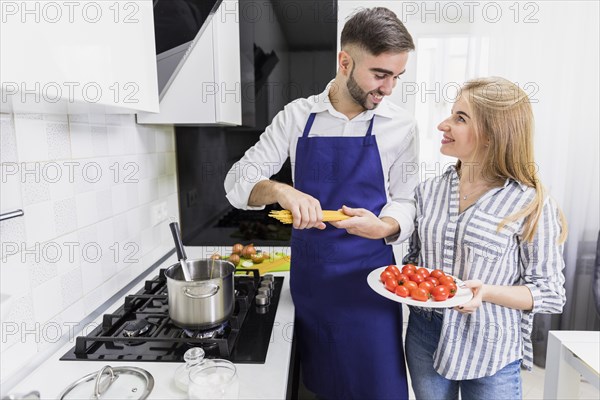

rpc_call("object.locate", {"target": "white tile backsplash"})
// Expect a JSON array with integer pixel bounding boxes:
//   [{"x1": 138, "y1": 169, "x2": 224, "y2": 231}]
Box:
[
  {"x1": 31, "y1": 276, "x2": 62, "y2": 323},
  {"x1": 1, "y1": 111, "x2": 176, "y2": 383},
  {"x1": 23, "y1": 201, "x2": 56, "y2": 246},
  {"x1": 0, "y1": 114, "x2": 17, "y2": 163},
  {"x1": 13, "y1": 115, "x2": 48, "y2": 162},
  {"x1": 53, "y1": 197, "x2": 78, "y2": 236},
  {"x1": 46, "y1": 122, "x2": 71, "y2": 160},
  {"x1": 0, "y1": 211, "x2": 25, "y2": 246},
  {"x1": 0, "y1": 255, "x2": 31, "y2": 297}
]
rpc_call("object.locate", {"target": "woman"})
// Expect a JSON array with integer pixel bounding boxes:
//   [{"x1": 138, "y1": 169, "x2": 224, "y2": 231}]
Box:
[{"x1": 401, "y1": 76, "x2": 568, "y2": 399}]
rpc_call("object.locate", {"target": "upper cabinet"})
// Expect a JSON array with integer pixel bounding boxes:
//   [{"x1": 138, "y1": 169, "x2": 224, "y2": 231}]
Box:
[
  {"x1": 137, "y1": 0, "x2": 242, "y2": 126},
  {"x1": 0, "y1": 0, "x2": 159, "y2": 114}
]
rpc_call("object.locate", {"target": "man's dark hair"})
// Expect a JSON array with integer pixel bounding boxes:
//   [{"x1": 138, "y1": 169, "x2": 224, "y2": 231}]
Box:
[{"x1": 341, "y1": 7, "x2": 415, "y2": 55}]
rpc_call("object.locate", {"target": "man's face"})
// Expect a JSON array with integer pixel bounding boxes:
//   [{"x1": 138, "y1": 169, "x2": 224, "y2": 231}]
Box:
[{"x1": 345, "y1": 51, "x2": 409, "y2": 110}]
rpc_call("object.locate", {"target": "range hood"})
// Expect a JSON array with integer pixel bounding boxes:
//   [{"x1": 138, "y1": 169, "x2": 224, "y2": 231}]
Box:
[{"x1": 138, "y1": 0, "x2": 242, "y2": 126}]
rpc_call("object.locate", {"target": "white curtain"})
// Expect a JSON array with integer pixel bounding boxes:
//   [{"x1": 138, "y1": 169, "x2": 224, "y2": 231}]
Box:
[{"x1": 467, "y1": 1, "x2": 600, "y2": 331}]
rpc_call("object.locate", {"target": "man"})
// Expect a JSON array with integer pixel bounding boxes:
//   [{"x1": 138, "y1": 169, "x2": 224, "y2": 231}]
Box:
[{"x1": 224, "y1": 7, "x2": 418, "y2": 399}]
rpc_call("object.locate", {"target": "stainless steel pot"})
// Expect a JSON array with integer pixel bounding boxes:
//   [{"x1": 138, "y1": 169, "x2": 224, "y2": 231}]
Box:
[{"x1": 165, "y1": 259, "x2": 235, "y2": 329}]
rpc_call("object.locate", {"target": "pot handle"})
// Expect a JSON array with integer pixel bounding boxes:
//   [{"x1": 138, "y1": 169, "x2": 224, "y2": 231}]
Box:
[{"x1": 184, "y1": 283, "x2": 220, "y2": 299}]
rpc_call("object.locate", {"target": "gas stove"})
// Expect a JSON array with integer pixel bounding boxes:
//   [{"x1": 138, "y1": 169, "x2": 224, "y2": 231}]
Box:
[{"x1": 61, "y1": 269, "x2": 283, "y2": 363}]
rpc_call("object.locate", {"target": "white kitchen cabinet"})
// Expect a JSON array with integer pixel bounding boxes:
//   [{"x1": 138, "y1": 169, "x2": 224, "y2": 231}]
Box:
[
  {"x1": 137, "y1": 0, "x2": 242, "y2": 126},
  {"x1": 0, "y1": 0, "x2": 159, "y2": 114}
]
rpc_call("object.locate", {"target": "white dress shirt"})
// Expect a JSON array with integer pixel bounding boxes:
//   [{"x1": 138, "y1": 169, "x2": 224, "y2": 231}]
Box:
[{"x1": 224, "y1": 82, "x2": 419, "y2": 244}]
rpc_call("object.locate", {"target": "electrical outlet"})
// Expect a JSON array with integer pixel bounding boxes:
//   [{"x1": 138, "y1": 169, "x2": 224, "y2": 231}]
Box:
[{"x1": 187, "y1": 189, "x2": 198, "y2": 207}]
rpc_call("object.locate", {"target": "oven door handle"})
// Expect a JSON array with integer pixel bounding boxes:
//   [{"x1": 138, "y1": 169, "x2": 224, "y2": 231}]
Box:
[{"x1": 184, "y1": 283, "x2": 219, "y2": 299}]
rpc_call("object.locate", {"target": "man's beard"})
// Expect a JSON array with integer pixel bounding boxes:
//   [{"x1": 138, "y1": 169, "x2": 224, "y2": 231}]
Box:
[{"x1": 346, "y1": 65, "x2": 381, "y2": 110}]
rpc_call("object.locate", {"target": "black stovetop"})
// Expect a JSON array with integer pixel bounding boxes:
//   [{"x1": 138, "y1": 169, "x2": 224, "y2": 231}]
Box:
[{"x1": 61, "y1": 269, "x2": 283, "y2": 363}]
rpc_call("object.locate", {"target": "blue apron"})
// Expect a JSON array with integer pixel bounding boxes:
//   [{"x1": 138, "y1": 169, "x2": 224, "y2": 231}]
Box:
[{"x1": 290, "y1": 113, "x2": 408, "y2": 399}]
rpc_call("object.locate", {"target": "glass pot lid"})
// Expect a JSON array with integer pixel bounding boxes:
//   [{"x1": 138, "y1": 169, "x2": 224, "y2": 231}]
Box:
[{"x1": 58, "y1": 365, "x2": 154, "y2": 400}]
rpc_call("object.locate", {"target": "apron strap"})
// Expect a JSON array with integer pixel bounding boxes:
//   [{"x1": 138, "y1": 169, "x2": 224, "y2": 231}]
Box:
[
  {"x1": 365, "y1": 116, "x2": 375, "y2": 137},
  {"x1": 302, "y1": 113, "x2": 317, "y2": 138}
]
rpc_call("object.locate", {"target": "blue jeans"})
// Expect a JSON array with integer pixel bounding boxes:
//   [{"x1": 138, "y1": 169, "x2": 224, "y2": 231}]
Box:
[{"x1": 405, "y1": 307, "x2": 522, "y2": 400}]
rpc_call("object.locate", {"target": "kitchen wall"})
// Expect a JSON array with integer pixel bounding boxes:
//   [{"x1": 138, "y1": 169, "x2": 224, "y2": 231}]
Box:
[{"x1": 0, "y1": 112, "x2": 178, "y2": 383}]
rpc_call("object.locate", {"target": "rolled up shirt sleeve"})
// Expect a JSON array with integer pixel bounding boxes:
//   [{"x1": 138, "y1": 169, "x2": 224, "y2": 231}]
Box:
[
  {"x1": 224, "y1": 107, "x2": 292, "y2": 210},
  {"x1": 521, "y1": 197, "x2": 567, "y2": 314},
  {"x1": 380, "y1": 123, "x2": 419, "y2": 245}
]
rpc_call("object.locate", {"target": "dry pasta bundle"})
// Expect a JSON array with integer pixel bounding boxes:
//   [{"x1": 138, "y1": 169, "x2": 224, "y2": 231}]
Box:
[{"x1": 268, "y1": 210, "x2": 351, "y2": 224}]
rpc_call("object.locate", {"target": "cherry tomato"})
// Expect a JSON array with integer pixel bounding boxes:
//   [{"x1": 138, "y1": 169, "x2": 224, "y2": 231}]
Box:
[
  {"x1": 438, "y1": 275, "x2": 456, "y2": 286},
  {"x1": 430, "y1": 269, "x2": 445, "y2": 279},
  {"x1": 425, "y1": 277, "x2": 439, "y2": 287},
  {"x1": 404, "y1": 281, "x2": 418, "y2": 292},
  {"x1": 431, "y1": 285, "x2": 450, "y2": 301},
  {"x1": 446, "y1": 282, "x2": 458, "y2": 298},
  {"x1": 380, "y1": 270, "x2": 395, "y2": 283},
  {"x1": 417, "y1": 267, "x2": 430, "y2": 278},
  {"x1": 410, "y1": 288, "x2": 429, "y2": 302},
  {"x1": 384, "y1": 277, "x2": 398, "y2": 292},
  {"x1": 395, "y1": 285, "x2": 410, "y2": 298},
  {"x1": 397, "y1": 273, "x2": 409, "y2": 285},
  {"x1": 408, "y1": 273, "x2": 425, "y2": 284},
  {"x1": 402, "y1": 264, "x2": 417, "y2": 275},
  {"x1": 419, "y1": 281, "x2": 434, "y2": 293},
  {"x1": 385, "y1": 265, "x2": 401, "y2": 279}
]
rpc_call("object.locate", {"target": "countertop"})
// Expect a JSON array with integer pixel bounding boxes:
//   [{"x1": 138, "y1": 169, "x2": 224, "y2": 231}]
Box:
[{"x1": 8, "y1": 247, "x2": 295, "y2": 399}]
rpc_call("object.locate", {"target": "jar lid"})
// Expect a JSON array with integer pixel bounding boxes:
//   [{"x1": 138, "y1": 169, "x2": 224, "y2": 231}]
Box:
[{"x1": 58, "y1": 365, "x2": 154, "y2": 400}]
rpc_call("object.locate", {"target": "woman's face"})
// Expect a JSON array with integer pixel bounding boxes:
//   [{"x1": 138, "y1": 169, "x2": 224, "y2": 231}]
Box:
[{"x1": 438, "y1": 95, "x2": 486, "y2": 162}]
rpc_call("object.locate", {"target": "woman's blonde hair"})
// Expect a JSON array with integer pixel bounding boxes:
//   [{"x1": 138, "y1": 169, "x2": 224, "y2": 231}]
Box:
[{"x1": 457, "y1": 76, "x2": 567, "y2": 243}]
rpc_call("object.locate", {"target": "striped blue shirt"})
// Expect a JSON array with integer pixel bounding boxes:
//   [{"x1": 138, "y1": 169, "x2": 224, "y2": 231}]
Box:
[{"x1": 404, "y1": 166, "x2": 566, "y2": 379}]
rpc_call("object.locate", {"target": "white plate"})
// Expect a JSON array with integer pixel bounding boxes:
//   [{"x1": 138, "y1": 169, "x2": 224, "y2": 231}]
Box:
[{"x1": 367, "y1": 266, "x2": 473, "y2": 308}]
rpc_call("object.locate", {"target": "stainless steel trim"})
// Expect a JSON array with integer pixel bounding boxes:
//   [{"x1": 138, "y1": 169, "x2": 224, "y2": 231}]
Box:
[{"x1": 0, "y1": 209, "x2": 24, "y2": 221}]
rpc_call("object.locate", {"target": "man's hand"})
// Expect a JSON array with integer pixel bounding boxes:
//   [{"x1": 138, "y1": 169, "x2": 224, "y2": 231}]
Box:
[
  {"x1": 329, "y1": 205, "x2": 399, "y2": 239},
  {"x1": 276, "y1": 185, "x2": 326, "y2": 230},
  {"x1": 248, "y1": 180, "x2": 326, "y2": 230}
]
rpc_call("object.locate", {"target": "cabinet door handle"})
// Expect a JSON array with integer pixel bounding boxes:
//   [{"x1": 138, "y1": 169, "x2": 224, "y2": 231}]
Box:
[{"x1": 0, "y1": 209, "x2": 24, "y2": 221}]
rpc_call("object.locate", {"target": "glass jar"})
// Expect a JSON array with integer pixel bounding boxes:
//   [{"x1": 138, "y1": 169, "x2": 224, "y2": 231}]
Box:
[
  {"x1": 188, "y1": 359, "x2": 239, "y2": 400},
  {"x1": 173, "y1": 347, "x2": 206, "y2": 392}
]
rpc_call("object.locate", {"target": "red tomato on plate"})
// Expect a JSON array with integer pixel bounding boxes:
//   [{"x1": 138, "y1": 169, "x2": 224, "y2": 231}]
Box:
[
  {"x1": 395, "y1": 285, "x2": 410, "y2": 298},
  {"x1": 419, "y1": 281, "x2": 434, "y2": 294},
  {"x1": 403, "y1": 281, "x2": 418, "y2": 292},
  {"x1": 408, "y1": 273, "x2": 425, "y2": 284},
  {"x1": 384, "y1": 277, "x2": 398, "y2": 292},
  {"x1": 417, "y1": 267, "x2": 430, "y2": 278},
  {"x1": 438, "y1": 275, "x2": 456, "y2": 286},
  {"x1": 410, "y1": 288, "x2": 429, "y2": 302},
  {"x1": 430, "y1": 269, "x2": 445, "y2": 279},
  {"x1": 425, "y1": 277, "x2": 439, "y2": 287},
  {"x1": 446, "y1": 282, "x2": 458, "y2": 298},
  {"x1": 402, "y1": 264, "x2": 417, "y2": 275},
  {"x1": 385, "y1": 265, "x2": 401, "y2": 279},
  {"x1": 431, "y1": 285, "x2": 450, "y2": 301},
  {"x1": 380, "y1": 270, "x2": 395, "y2": 283},
  {"x1": 397, "y1": 273, "x2": 409, "y2": 285}
]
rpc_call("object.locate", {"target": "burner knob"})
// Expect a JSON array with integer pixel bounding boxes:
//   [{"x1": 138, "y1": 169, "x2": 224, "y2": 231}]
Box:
[
  {"x1": 260, "y1": 280, "x2": 274, "y2": 290},
  {"x1": 257, "y1": 287, "x2": 270, "y2": 298},
  {"x1": 255, "y1": 294, "x2": 269, "y2": 307}
]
